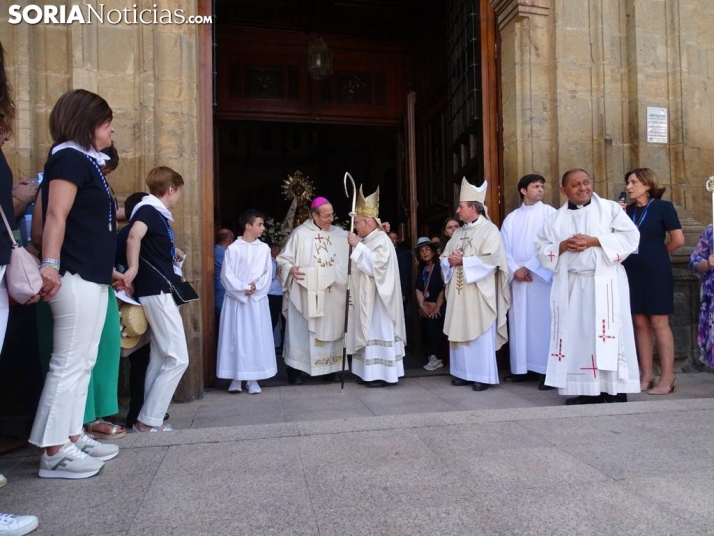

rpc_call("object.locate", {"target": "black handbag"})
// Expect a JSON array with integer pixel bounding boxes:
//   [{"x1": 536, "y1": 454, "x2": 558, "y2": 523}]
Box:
[{"x1": 140, "y1": 256, "x2": 199, "y2": 307}]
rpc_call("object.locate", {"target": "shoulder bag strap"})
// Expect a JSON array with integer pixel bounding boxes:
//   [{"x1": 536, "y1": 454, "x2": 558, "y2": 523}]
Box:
[{"x1": 0, "y1": 203, "x2": 19, "y2": 249}]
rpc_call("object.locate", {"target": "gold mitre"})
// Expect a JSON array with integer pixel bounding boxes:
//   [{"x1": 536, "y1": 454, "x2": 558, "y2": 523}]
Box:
[
  {"x1": 459, "y1": 177, "x2": 488, "y2": 204},
  {"x1": 355, "y1": 185, "x2": 380, "y2": 219}
]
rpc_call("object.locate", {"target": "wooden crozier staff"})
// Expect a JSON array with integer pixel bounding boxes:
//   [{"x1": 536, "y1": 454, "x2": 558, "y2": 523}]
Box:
[{"x1": 340, "y1": 172, "x2": 357, "y2": 390}]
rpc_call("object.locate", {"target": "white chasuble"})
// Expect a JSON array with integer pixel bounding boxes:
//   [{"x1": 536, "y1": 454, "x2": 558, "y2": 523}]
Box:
[
  {"x1": 347, "y1": 229, "x2": 406, "y2": 383},
  {"x1": 501, "y1": 201, "x2": 556, "y2": 374},
  {"x1": 276, "y1": 220, "x2": 349, "y2": 375},
  {"x1": 440, "y1": 217, "x2": 510, "y2": 383},
  {"x1": 535, "y1": 194, "x2": 641, "y2": 395},
  {"x1": 216, "y1": 238, "x2": 277, "y2": 381}
]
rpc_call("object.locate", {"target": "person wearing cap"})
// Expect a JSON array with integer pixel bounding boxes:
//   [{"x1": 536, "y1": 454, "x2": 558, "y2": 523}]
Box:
[
  {"x1": 413, "y1": 237, "x2": 445, "y2": 371},
  {"x1": 441, "y1": 178, "x2": 510, "y2": 392},
  {"x1": 500, "y1": 174, "x2": 556, "y2": 390},
  {"x1": 276, "y1": 196, "x2": 349, "y2": 384},
  {"x1": 534, "y1": 168, "x2": 640, "y2": 405},
  {"x1": 347, "y1": 186, "x2": 406, "y2": 387}
]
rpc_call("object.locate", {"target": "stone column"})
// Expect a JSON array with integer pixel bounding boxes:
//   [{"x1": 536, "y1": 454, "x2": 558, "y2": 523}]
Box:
[
  {"x1": 0, "y1": 1, "x2": 205, "y2": 401},
  {"x1": 490, "y1": 0, "x2": 552, "y2": 212}
]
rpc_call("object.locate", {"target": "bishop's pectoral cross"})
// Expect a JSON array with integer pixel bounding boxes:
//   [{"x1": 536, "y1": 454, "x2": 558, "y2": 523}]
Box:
[{"x1": 459, "y1": 234, "x2": 474, "y2": 255}]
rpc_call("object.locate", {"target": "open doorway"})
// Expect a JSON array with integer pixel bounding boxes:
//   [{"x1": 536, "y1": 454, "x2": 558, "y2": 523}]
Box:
[{"x1": 215, "y1": 121, "x2": 401, "y2": 232}]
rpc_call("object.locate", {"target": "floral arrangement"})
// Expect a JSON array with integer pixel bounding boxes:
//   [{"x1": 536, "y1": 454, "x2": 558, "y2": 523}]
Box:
[{"x1": 262, "y1": 216, "x2": 292, "y2": 247}]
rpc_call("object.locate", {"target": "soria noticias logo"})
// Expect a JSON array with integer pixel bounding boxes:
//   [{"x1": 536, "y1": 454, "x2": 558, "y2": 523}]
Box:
[{"x1": 8, "y1": 4, "x2": 213, "y2": 25}]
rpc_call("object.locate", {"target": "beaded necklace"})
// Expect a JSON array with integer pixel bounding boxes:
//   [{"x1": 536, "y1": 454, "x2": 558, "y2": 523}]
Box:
[{"x1": 83, "y1": 154, "x2": 114, "y2": 232}]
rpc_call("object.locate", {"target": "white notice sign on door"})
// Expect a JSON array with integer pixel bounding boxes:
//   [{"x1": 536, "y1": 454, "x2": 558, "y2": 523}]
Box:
[{"x1": 647, "y1": 107, "x2": 668, "y2": 144}]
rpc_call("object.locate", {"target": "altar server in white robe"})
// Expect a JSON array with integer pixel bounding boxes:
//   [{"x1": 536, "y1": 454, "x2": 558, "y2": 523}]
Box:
[
  {"x1": 501, "y1": 174, "x2": 556, "y2": 390},
  {"x1": 277, "y1": 197, "x2": 349, "y2": 384},
  {"x1": 347, "y1": 186, "x2": 406, "y2": 387},
  {"x1": 441, "y1": 179, "x2": 510, "y2": 391},
  {"x1": 535, "y1": 168, "x2": 641, "y2": 405},
  {"x1": 216, "y1": 210, "x2": 277, "y2": 394}
]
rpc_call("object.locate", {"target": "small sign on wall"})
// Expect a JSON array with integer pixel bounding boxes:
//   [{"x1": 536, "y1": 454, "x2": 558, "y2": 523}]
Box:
[{"x1": 647, "y1": 107, "x2": 668, "y2": 144}]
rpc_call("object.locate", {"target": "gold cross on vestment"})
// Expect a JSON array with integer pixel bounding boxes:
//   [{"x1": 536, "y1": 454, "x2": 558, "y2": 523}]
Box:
[{"x1": 459, "y1": 234, "x2": 474, "y2": 254}]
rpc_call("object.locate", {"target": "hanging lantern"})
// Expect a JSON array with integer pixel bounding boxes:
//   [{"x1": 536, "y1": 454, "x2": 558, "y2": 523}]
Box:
[{"x1": 308, "y1": 37, "x2": 333, "y2": 81}]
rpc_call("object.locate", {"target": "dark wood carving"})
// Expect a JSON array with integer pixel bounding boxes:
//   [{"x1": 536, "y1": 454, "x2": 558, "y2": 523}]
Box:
[
  {"x1": 337, "y1": 72, "x2": 371, "y2": 104},
  {"x1": 288, "y1": 67, "x2": 299, "y2": 100},
  {"x1": 246, "y1": 65, "x2": 284, "y2": 100},
  {"x1": 229, "y1": 61, "x2": 241, "y2": 98},
  {"x1": 375, "y1": 73, "x2": 386, "y2": 106}
]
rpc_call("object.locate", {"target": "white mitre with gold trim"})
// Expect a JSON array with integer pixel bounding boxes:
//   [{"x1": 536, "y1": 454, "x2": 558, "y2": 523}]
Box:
[{"x1": 459, "y1": 177, "x2": 488, "y2": 203}]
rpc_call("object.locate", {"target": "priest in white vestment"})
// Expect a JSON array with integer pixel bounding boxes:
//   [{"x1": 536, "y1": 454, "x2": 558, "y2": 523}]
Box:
[
  {"x1": 501, "y1": 174, "x2": 556, "y2": 389},
  {"x1": 277, "y1": 197, "x2": 349, "y2": 383},
  {"x1": 346, "y1": 186, "x2": 406, "y2": 387},
  {"x1": 216, "y1": 210, "x2": 277, "y2": 394},
  {"x1": 441, "y1": 179, "x2": 510, "y2": 392},
  {"x1": 534, "y1": 168, "x2": 641, "y2": 405}
]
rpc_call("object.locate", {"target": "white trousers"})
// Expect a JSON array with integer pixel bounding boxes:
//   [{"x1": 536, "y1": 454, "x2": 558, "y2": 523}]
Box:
[
  {"x1": 138, "y1": 292, "x2": 189, "y2": 427},
  {"x1": 30, "y1": 273, "x2": 108, "y2": 447}
]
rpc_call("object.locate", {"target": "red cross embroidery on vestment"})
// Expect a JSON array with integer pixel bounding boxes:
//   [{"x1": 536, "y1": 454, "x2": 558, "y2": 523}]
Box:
[
  {"x1": 547, "y1": 251, "x2": 555, "y2": 261},
  {"x1": 550, "y1": 339, "x2": 565, "y2": 361},
  {"x1": 598, "y1": 319, "x2": 616, "y2": 343},
  {"x1": 580, "y1": 355, "x2": 597, "y2": 379},
  {"x1": 614, "y1": 253, "x2": 622, "y2": 263}
]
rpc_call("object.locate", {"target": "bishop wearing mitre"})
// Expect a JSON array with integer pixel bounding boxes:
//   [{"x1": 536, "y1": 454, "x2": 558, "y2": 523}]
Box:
[
  {"x1": 441, "y1": 178, "x2": 510, "y2": 391},
  {"x1": 346, "y1": 186, "x2": 407, "y2": 387},
  {"x1": 277, "y1": 197, "x2": 349, "y2": 384}
]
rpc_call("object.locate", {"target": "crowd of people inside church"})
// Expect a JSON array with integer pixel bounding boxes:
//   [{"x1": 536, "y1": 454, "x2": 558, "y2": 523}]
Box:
[{"x1": 2, "y1": 38, "x2": 714, "y2": 536}]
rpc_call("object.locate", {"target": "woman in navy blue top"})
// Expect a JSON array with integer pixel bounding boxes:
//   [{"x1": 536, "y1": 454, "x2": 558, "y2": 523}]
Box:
[
  {"x1": 622, "y1": 168, "x2": 684, "y2": 395},
  {"x1": 29, "y1": 90, "x2": 127, "y2": 480},
  {"x1": 414, "y1": 237, "x2": 446, "y2": 371}
]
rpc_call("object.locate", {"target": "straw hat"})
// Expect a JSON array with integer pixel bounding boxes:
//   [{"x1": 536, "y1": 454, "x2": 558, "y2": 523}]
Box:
[{"x1": 119, "y1": 303, "x2": 148, "y2": 349}]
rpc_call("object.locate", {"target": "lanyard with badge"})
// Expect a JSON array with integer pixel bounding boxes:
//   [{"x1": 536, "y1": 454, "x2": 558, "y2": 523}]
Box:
[{"x1": 630, "y1": 199, "x2": 652, "y2": 254}]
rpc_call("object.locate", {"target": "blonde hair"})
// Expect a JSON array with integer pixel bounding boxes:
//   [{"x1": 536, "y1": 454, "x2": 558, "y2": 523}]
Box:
[{"x1": 146, "y1": 166, "x2": 184, "y2": 197}]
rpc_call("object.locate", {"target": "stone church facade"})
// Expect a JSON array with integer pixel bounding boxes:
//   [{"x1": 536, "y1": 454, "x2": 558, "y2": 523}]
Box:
[{"x1": 1, "y1": 0, "x2": 712, "y2": 399}]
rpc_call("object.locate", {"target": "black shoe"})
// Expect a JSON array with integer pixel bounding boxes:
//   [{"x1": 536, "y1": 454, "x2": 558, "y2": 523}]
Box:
[
  {"x1": 288, "y1": 375, "x2": 303, "y2": 385},
  {"x1": 603, "y1": 393, "x2": 628, "y2": 403},
  {"x1": 503, "y1": 372, "x2": 539, "y2": 383},
  {"x1": 451, "y1": 378, "x2": 473, "y2": 387},
  {"x1": 564, "y1": 395, "x2": 604, "y2": 406},
  {"x1": 164, "y1": 413, "x2": 170, "y2": 421},
  {"x1": 472, "y1": 382, "x2": 489, "y2": 392},
  {"x1": 365, "y1": 380, "x2": 388, "y2": 388},
  {"x1": 538, "y1": 378, "x2": 555, "y2": 391}
]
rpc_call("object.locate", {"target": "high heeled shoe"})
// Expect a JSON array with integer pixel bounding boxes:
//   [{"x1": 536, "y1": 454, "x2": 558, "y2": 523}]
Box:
[
  {"x1": 648, "y1": 377, "x2": 677, "y2": 395},
  {"x1": 640, "y1": 377, "x2": 655, "y2": 391}
]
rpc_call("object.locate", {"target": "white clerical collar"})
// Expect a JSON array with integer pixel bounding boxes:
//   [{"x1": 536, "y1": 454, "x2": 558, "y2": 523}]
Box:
[
  {"x1": 463, "y1": 216, "x2": 481, "y2": 228},
  {"x1": 236, "y1": 237, "x2": 260, "y2": 245},
  {"x1": 51, "y1": 141, "x2": 110, "y2": 165},
  {"x1": 130, "y1": 194, "x2": 173, "y2": 221},
  {"x1": 521, "y1": 201, "x2": 542, "y2": 210}
]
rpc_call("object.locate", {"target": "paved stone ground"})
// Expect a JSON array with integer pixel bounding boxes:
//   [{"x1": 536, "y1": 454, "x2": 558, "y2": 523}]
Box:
[{"x1": 3, "y1": 372, "x2": 714, "y2": 535}]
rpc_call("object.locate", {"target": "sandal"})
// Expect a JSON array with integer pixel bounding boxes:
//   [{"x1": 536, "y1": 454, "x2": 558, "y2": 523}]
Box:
[{"x1": 85, "y1": 419, "x2": 127, "y2": 440}]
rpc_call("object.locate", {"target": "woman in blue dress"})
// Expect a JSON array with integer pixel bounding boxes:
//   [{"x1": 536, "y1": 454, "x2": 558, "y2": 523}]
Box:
[{"x1": 622, "y1": 168, "x2": 684, "y2": 394}]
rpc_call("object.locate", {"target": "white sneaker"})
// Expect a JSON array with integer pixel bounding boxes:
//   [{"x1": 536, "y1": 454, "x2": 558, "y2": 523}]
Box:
[
  {"x1": 0, "y1": 474, "x2": 6, "y2": 489},
  {"x1": 74, "y1": 432, "x2": 119, "y2": 461},
  {"x1": 228, "y1": 380, "x2": 242, "y2": 393},
  {"x1": 246, "y1": 380, "x2": 261, "y2": 395},
  {"x1": 0, "y1": 513, "x2": 39, "y2": 536},
  {"x1": 424, "y1": 355, "x2": 444, "y2": 371},
  {"x1": 38, "y1": 442, "x2": 104, "y2": 479}
]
